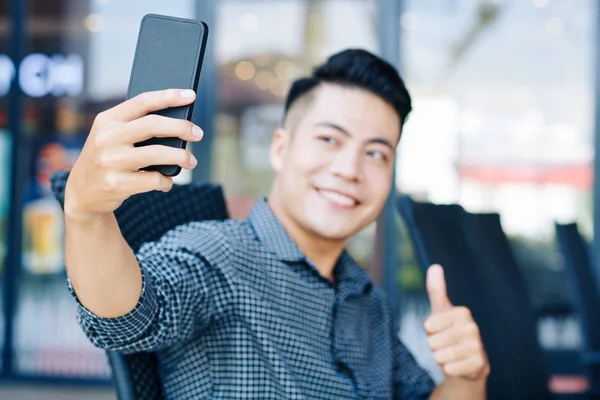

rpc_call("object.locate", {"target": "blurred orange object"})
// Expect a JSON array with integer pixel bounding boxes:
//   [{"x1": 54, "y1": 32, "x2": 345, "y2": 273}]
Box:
[{"x1": 549, "y1": 375, "x2": 589, "y2": 393}]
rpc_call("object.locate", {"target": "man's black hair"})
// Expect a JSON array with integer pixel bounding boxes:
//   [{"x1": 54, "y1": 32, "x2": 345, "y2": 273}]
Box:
[{"x1": 284, "y1": 49, "x2": 412, "y2": 126}]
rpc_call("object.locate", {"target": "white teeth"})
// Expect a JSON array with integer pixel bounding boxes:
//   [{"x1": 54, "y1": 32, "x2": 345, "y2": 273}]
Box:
[{"x1": 319, "y1": 190, "x2": 357, "y2": 207}]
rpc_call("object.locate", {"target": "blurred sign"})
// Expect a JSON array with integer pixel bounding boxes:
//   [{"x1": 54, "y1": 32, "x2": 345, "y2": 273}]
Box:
[
  {"x1": 23, "y1": 138, "x2": 85, "y2": 275},
  {"x1": 23, "y1": 197, "x2": 65, "y2": 275},
  {"x1": 0, "y1": 55, "x2": 15, "y2": 97},
  {"x1": 240, "y1": 104, "x2": 283, "y2": 169},
  {"x1": 0, "y1": 53, "x2": 84, "y2": 97}
]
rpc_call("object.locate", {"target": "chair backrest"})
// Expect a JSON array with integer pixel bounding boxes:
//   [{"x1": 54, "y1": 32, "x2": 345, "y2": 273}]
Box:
[
  {"x1": 397, "y1": 195, "x2": 519, "y2": 400},
  {"x1": 465, "y1": 211, "x2": 552, "y2": 399},
  {"x1": 50, "y1": 170, "x2": 230, "y2": 400},
  {"x1": 555, "y1": 223, "x2": 600, "y2": 353},
  {"x1": 397, "y1": 195, "x2": 553, "y2": 400}
]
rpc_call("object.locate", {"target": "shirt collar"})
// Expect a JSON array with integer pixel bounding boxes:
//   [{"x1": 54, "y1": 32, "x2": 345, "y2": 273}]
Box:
[
  {"x1": 247, "y1": 198, "x2": 373, "y2": 295},
  {"x1": 247, "y1": 198, "x2": 305, "y2": 262},
  {"x1": 335, "y1": 251, "x2": 373, "y2": 295}
]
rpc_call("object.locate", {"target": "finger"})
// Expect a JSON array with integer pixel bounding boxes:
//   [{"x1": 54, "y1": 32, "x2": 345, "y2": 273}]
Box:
[
  {"x1": 100, "y1": 171, "x2": 173, "y2": 198},
  {"x1": 118, "y1": 114, "x2": 203, "y2": 145},
  {"x1": 442, "y1": 355, "x2": 488, "y2": 379},
  {"x1": 433, "y1": 339, "x2": 483, "y2": 365},
  {"x1": 109, "y1": 89, "x2": 196, "y2": 122},
  {"x1": 113, "y1": 145, "x2": 197, "y2": 172},
  {"x1": 424, "y1": 306, "x2": 473, "y2": 334},
  {"x1": 124, "y1": 171, "x2": 174, "y2": 195},
  {"x1": 426, "y1": 264, "x2": 453, "y2": 314},
  {"x1": 427, "y1": 320, "x2": 480, "y2": 351}
]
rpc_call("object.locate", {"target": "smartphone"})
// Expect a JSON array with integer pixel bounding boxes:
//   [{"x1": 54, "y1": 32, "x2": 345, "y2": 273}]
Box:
[{"x1": 126, "y1": 14, "x2": 209, "y2": 177}]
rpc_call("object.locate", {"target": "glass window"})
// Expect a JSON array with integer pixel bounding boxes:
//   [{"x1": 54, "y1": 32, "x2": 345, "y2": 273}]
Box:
[
  {"x1": 213, "y1": 0, "x2": 378, "y2": 267},
  {"x1": 0, "y1": 0, "x2": 12, "y2": 373},
  {"x1": 397, "y1": 0, "x2": 595, "y2": 379},
  {"x1": 16, "y1": 0, "x2": 196, "y2": 378}
]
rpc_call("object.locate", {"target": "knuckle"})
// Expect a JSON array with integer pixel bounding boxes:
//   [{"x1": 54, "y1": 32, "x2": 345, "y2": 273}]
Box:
[
  {"x1": 442, "y1": 364, "x2": 456, "y2": 377},
  {"x1": 457, "y1": 306, "x2": 471, "y2": 319},
  {"x1": 148, "y1": 145, "x2": 161, "y2": 159},
  {"x1": 473, "y1": 356, "x2": 485, "y2": 372},
  {"x1": 182, "y1": 120, "x2": 193, "y2": 136},
  {"x1": 423, "y1": 317, "x2": 433, "y2": 330},
  {"x1": 142, "y1": 114, "x2": 161, "y2": 130},
  {"x1": 95, "y1": 152, "x2": 112, "y2": 170},
  {"x1": 422, "y1": 320, "x2": 429, "y2": 332},
  {"x1": 477, "y1": 356, "x2": 486, "y2": 369},
  {"x1": 153, "y1": 172, "x2": 165, "y2": 187},
  {"x1": 446, "y1": 348, "x2": 455, "y2": 360},
  {"x1": 164, "y1": 178, "x2": 174, "y2": 191},
  {"x1": 94, "y1": 111, "x2": 108, "y2": 126},
  {"x1": 467, "y1": 321, "x2": 479, "y2": 335},
  {"x1": 435, "y1": 348, "x2": 451, "y2": 364},
  {"x1": 427, "y1": 336, "x2": 438, "y2": 350},
  {"x1": 424, "y1": 316, "x2": 439, "y2": 333},
  {"x1": 179, "y1": 149, "x2": 191, "y2": 164},
  {"x1": 155, "y1": 174, "x2": 173, "y2": 191},
  {"x1": 135, "y1": 92, "x2": 151, "y2": 109},
  {"x1": 92, "y1": 131, "x2": 111, "y2": 149},
  {"x1": 142, "y1": 146, "x2": 160, "y2": 163},
  {"x1": 91, "y1": 133, "x2": 104, "y2": 149},
  {"x1": 471, "y1": 339, "x2": 483, "y2": 352},
  {"x1": 166, "y1": 88, "x2": 178, "y2": 101},
  {"x1": 100, "y1": 173, "x2": 120, "y2": 195}
]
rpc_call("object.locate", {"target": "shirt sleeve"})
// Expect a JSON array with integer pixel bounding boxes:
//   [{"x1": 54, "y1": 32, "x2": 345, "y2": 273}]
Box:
[
  {"x1": 392, "y1": 317, "x2": 437, "y2": 400},
  {"x1": 69, "y1": 222, "x2": 236, "y2": 354}
]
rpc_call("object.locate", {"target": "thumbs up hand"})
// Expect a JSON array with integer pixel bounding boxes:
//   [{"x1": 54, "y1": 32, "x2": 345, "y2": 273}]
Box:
[{"x1": 424, "y1": 264, "x2": 489, "y2": 381}]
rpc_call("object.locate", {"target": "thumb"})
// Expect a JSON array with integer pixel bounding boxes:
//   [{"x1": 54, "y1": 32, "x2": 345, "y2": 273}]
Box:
[{"x1": 426, "y1": 264, "x2": 453, "y2": 313}]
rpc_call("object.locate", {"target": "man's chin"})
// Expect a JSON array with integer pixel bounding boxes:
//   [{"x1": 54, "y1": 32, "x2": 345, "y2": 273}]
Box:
[{"x1": 308, "y1": 223, "x2": 359, "y2": 242}]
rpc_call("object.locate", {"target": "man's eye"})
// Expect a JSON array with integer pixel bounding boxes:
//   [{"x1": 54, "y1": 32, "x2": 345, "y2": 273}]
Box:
[
  {"x1": 319, "y1": 136, "x2": 337, "y2": 145},
  {"x1": 368, "y1": 150, "x2": 386, "y2": 161}
]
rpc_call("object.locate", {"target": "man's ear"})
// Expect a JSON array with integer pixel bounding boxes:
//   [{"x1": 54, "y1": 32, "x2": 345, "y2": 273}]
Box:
[{"x1": 270, "y1": 128, "x2": 290, "y2": 172}]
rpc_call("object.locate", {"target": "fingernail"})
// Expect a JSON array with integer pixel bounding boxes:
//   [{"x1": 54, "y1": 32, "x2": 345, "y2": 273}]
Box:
[
  {"x1": 190, "y1": 154, "x2": 198, "y2": 168},
  {"x1": 180, "y1": 89, "x2": 195, "y2": 99},
  {"x1": 192, "y1": 125, "x2": 204, "y2": 138}
]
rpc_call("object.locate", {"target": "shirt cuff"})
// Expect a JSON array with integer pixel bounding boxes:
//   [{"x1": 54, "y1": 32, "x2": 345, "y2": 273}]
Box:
[{"x1": 67, "y1": 268, "x2": 159, "y2": 349}]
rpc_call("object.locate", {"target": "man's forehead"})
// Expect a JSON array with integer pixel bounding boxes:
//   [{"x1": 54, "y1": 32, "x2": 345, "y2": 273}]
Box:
[
  {"x1": 314, "y1": 88, "x2": 400, "y2": 132},
  {"x1": 285, "y1": 83, "x2": 401, "y2": 137}
]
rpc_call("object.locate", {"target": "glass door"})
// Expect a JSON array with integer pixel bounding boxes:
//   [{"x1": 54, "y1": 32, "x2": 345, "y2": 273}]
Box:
[
  {"x1": 0, "y1": 0, "x2": 12, "y2": 374},
  {"x1": 14, "y1": 0, "x2": 197, "y2": 379}
]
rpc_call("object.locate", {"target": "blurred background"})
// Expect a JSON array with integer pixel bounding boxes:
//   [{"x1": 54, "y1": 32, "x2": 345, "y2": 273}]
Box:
[{"x1": 0, "y1": 0, "x2": 597, "y2": 398}]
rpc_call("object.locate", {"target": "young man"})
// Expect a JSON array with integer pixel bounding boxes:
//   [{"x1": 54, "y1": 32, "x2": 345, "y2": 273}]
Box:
[{"x1": 64, "y1": 49, "x2": 489, "y2": 399}]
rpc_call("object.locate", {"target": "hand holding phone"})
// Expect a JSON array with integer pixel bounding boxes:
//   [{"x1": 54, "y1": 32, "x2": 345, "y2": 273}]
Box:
[
  {"x1": 64, "y1": 14, "x2": 209, "y2": 221},
  {"x1": 66, "y1": 88, "x2": 203, "y2": 219}
]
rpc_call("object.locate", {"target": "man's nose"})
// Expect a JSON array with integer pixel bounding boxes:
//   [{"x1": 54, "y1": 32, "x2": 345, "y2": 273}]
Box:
[{"x1": 329, "y1": 149, "x2": 361, "y2": 182}]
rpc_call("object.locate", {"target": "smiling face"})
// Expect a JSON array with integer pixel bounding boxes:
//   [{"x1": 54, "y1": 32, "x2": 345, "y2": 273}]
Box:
[{"x1": 268, "y1": 83, "x2": 401, "y2": 242}]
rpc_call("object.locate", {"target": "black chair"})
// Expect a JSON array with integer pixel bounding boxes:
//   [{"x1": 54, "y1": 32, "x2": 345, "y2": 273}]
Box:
[
  {"x1": 50, "y1": 170, "x2": 230, "y2": 400},
  {"x1": 465, "y1": 211, "x2": 553, "y2": 399},
  {"x1": 397, "y1": 195, "x2": 554, "y2": 400},
  {"x1": 555, "y1": 223, "x2": 600, "y2": 395},
  {"x1": 397, "y1": 195, "x2": 522, "y2": 400}
]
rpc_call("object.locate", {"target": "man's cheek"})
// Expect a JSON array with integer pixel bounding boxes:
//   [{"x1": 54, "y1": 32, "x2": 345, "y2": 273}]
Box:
[{"x1": 295, "y1": 151, "x2": 328, "y2": 172}]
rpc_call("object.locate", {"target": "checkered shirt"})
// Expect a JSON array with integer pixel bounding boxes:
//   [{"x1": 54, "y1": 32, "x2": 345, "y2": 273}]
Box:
[{"x1": 73, "y1": 198, "x2": 435, "y2": 399}]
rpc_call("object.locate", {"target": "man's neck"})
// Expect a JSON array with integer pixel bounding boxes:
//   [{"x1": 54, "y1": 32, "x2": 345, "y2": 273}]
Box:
[
  {"x1": 267, "y1": 198, "x2": 345, "y2": 281},
  {"x1": 297, "y1": 236, "x2": 346, "y2": 281}
]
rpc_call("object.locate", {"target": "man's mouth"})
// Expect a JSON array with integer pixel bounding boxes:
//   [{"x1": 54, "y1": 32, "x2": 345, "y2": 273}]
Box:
[{"x1": 316, "y1": 188, "x2": 359, "y2": 208}]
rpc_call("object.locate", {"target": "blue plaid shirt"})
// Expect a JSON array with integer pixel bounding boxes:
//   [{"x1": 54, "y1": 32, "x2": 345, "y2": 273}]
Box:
[{"x1": 74, "y1": 198, "x2": 436, "y2": 399}]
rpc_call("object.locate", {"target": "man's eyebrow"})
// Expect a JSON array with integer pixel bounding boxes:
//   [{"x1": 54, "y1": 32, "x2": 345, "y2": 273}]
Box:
[
  {"x1": 369, "y1": 138, "x2": 394, "y2": 150},
  {"x1": 314, "y1": 122, "x2": 394, "y2": 150},
  {"x1": 315, "y1": 122, "x2": 351, "y2": 136}
]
